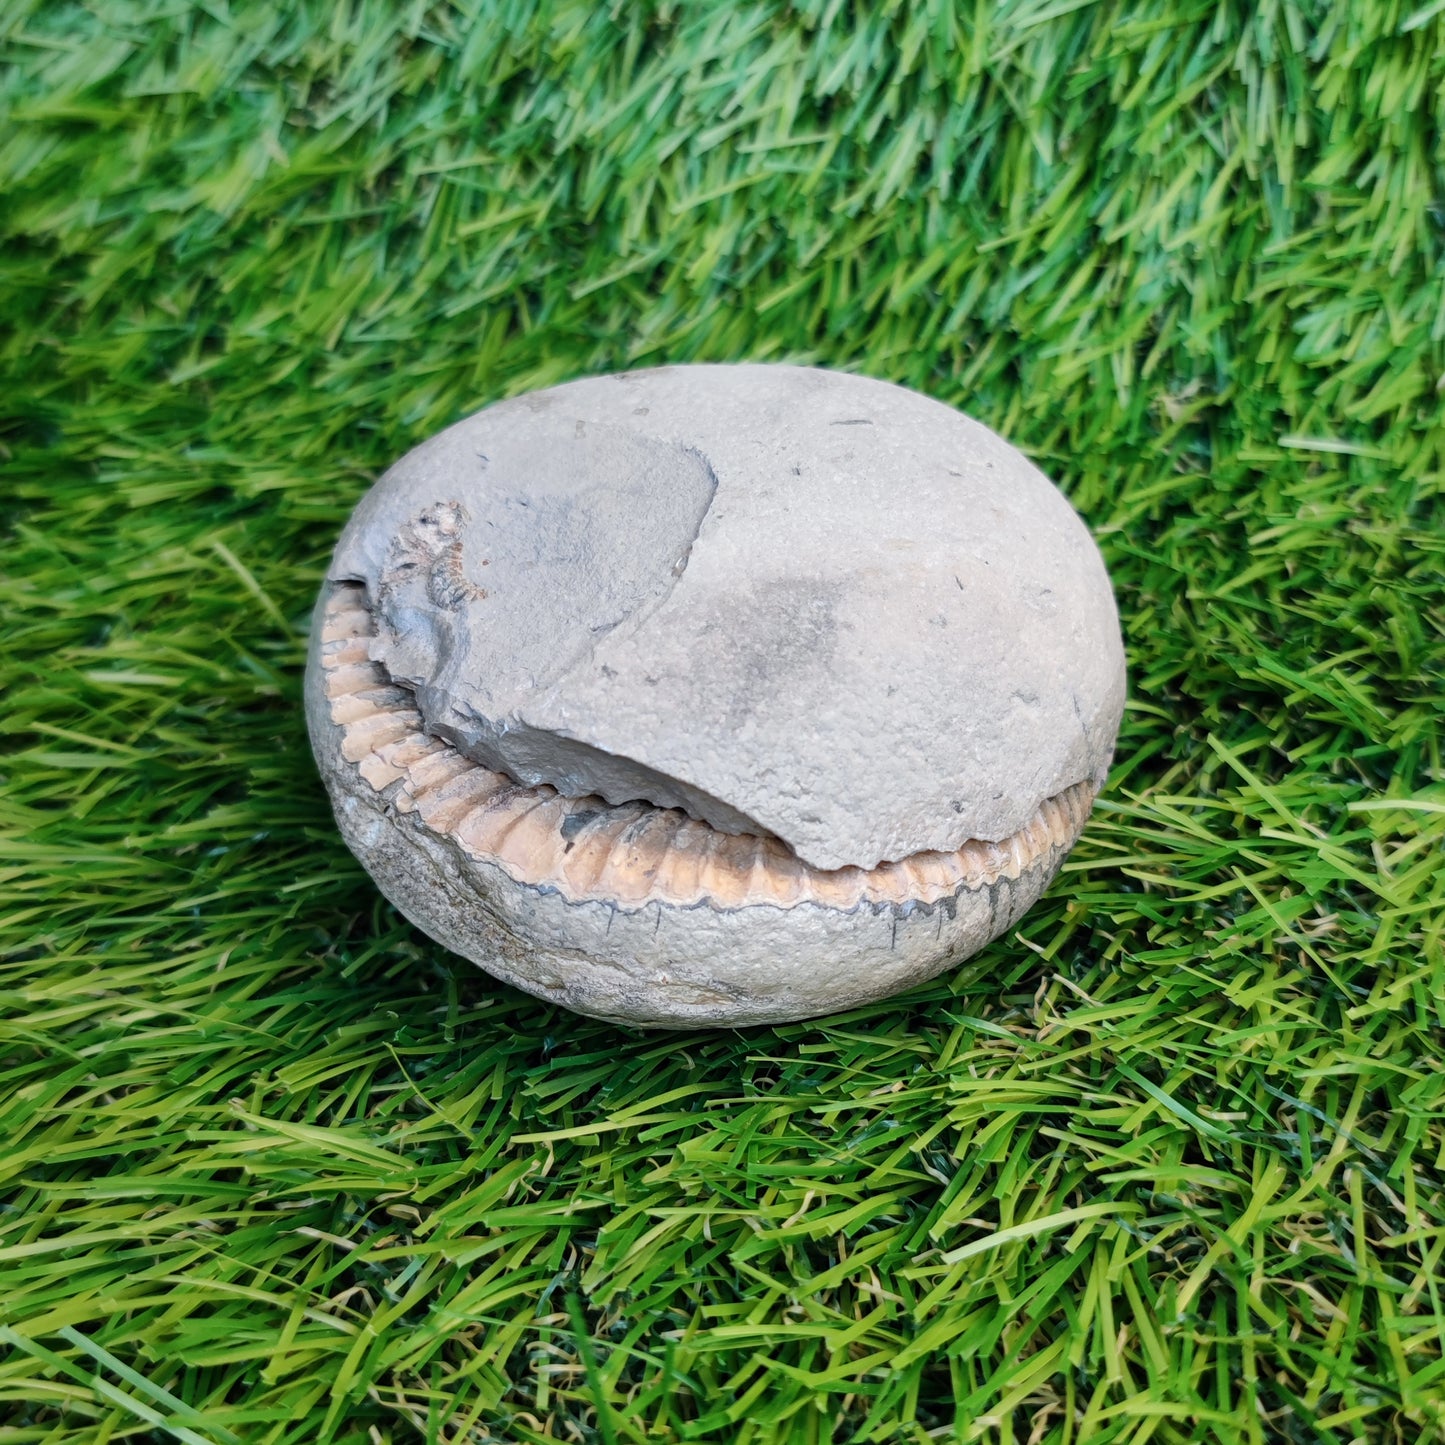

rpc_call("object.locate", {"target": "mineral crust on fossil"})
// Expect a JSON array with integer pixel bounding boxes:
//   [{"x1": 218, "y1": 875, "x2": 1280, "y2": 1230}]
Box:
[{"x1": 306, "y1": 364, "x2": 1127, "y2": 1027}]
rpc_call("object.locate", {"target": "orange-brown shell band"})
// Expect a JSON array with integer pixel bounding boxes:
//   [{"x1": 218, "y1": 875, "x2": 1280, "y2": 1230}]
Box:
[{"x1": 320, "y1": 582, "x2": 1095, "y2": 912}]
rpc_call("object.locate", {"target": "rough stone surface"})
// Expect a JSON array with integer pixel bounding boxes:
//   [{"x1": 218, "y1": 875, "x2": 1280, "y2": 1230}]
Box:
[{"x1": 329, "y1": 364, "x2": 1125, "y2": 872}]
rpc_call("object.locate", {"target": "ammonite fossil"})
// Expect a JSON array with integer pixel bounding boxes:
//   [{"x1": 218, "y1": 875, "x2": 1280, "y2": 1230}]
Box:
[{"x1": 305, "y1": 365, "x2": 1126, "y2": 1027}]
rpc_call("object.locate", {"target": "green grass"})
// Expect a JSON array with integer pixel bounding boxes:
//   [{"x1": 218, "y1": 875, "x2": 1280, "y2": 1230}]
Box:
[{"x1": 2, "y1": 1, "x2": 1443, "y2": 1440}]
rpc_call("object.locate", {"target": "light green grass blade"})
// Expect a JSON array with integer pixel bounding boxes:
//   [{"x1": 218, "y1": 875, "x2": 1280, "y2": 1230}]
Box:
[{"x1": 2, "y1": 0, "x2": 1443, "y2": 1441}]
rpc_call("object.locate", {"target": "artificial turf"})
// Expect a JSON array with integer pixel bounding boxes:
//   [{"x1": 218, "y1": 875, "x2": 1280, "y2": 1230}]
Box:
[{"x1": 2, "y1": 1, "x2": 1444, "y2": 1440}]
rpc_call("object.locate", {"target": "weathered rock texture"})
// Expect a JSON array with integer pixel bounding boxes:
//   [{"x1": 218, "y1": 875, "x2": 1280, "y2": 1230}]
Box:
[
  {"x1": 328, "y1": 365, "x2": 1126, "y2": 873},
  {"x1": 307, "y1": 364, "x2": 1126, "y2": 1026}
]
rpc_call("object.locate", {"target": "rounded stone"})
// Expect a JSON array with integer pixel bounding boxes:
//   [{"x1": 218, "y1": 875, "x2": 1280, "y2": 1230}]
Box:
[{"x1": 306, "y1": 364, "x2": 1126, "y2": 1027}]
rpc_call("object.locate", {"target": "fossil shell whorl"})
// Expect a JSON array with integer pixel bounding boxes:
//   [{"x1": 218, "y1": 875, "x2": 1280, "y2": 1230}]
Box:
[
  {"x1": 306, "y1": 363, "x2": 1126, "y2": 1027},
  {"x1": 307, "y1": 580, "x2": 1099, "y2": 1028}
]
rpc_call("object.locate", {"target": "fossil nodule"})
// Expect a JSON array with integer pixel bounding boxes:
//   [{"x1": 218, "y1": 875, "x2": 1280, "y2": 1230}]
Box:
[{"x1": 306, "y1": 365, "x2": 1126, "y2": 1027}]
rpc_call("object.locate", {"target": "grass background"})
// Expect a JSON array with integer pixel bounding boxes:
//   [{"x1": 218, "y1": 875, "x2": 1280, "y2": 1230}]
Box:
[{"x1": 2, "y1": 1, "x2": 1444, "y2": 1441}]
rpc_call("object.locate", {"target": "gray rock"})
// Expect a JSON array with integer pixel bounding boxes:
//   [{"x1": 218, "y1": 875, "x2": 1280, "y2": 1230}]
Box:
[
  {"x1": 308, "y1": 367, "x2": 1128, "y2": 1026},
  {"x1": 329, "y1": 365, "x2": 1125, "y2": 872}
]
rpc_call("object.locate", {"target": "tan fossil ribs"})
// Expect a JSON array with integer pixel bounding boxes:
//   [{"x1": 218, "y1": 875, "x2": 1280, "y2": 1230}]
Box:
[{"x1": 320, "y1": 581, "x2": 1095, "y2": 911}]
